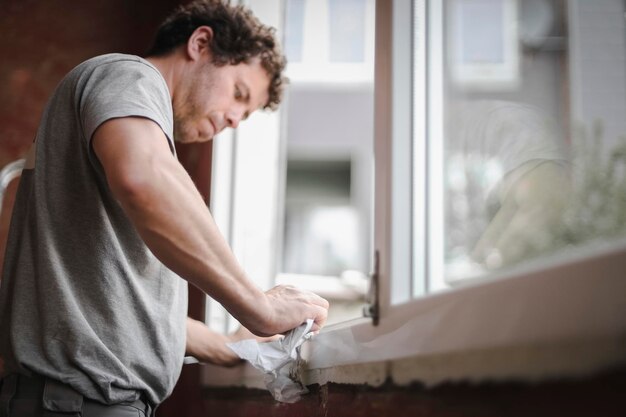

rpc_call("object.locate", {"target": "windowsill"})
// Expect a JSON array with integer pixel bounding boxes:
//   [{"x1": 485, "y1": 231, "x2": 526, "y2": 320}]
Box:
[{"x1": 200, "y1": 241, "x2": 626, "y2": 389}]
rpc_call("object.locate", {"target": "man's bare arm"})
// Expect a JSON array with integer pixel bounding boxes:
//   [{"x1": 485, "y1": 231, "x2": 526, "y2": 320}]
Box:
[
  {"x1": 92, "y1": 117, "x2": 328, "y2": 336},
  {"x1": 471, "y1": 161, "x2": 569, "y2": 267},
  {"x1": 185, "y1": 317, "x2": 279, "y2": 367}
]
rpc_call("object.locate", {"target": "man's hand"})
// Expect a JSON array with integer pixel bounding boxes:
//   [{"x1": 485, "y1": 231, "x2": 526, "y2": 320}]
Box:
[{"x1": 254, "y1": 285, "x2": 329, "y2": 336}]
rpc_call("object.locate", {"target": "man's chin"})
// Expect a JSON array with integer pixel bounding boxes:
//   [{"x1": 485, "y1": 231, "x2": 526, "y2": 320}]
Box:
[{"x1": 174, "y1": 130, "x2": 213, "y2": 144}]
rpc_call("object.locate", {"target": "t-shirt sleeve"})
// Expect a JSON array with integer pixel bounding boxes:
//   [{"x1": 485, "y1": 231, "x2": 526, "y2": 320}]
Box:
[
  {"x1": 485, "y1": 103, "x2": 567, "y2": 175},
  {"x1": 79, "y1": 59, "x2": 174, "y2": 153}
]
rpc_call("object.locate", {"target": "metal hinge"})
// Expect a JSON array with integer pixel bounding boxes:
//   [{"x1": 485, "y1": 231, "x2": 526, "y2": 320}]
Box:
[{"x1": 363, "y1": 250, "x2": 380, "y2": 326}]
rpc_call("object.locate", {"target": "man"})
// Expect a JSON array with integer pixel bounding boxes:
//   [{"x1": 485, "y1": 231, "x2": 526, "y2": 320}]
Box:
[{"x1": 0, "y1": 1, "x2": 329, "y2": 416}]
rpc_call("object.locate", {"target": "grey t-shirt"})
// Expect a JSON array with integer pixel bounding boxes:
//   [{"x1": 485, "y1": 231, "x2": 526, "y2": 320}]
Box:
[{"x1": 0, "y1": 54, "x2": 188, "y2": 406}]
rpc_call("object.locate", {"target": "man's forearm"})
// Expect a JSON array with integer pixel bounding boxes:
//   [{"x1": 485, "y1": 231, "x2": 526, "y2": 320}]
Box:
[{"x1": 185, "y1": 317, "x2": 242, "y2": 367}]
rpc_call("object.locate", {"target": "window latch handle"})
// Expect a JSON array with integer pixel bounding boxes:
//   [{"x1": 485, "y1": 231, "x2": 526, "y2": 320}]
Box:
[{"x1": 363, "y1": 250, "x2": 380, "y2": 326}]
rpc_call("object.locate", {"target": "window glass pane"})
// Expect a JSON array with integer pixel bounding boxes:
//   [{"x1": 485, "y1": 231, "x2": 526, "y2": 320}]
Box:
[
  {"x1": 283, "y1": 160, "x2": 355, "y2": 276},
  {"x1": 328, "y1": 0, "x2": 367, "y2": 62},
  {"x1": 284, "y1": 0, "x2": 306, "y2": 62},
  {"x1": 279, "y1": 87, "x2": 374, "y2": 324},
  {"x1": 423, "y1": 0, "x2": 626, "y2": 286},
  {"x1": 280, "y1": 0, "x2": 375, "y2": 323}
]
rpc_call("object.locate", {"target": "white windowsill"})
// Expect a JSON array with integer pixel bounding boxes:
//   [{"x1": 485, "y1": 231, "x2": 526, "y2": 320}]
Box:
[{"x1": 200, "y1": 242, "x2": 626, "y2": 389}]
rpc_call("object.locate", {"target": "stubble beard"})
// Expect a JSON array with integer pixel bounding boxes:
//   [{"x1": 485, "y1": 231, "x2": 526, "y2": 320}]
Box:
[{"x1": 172, "y1": 92, "x2": 199, "y2": 144}]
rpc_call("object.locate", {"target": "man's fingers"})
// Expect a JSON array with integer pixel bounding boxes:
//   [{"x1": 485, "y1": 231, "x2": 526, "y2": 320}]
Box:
[
  {"x1": 263, "y1": 285, "x2": 330, "y2": 335},
  {"x1": 309, "y1": 304, "x2": 328, "y2": 332},
  {"x1": 312, "y1": 293, "x2": 330, "y2": 309}
]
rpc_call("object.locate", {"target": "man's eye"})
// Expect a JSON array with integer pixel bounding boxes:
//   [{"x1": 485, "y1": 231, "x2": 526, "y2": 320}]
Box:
[{"x1": 235, "y1": 86, "x2": 242, "y2": 100}]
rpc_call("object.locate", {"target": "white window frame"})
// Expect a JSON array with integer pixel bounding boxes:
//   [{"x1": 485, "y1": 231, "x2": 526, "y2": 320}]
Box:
[{"x1": 200, "y1": 0, "x2": 626, "y2": 389}]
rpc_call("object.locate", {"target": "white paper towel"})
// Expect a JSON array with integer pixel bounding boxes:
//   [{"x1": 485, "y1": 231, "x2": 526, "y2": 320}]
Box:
[{"x1": 226, "y1": 319, "x2": 315, "y2": 403}]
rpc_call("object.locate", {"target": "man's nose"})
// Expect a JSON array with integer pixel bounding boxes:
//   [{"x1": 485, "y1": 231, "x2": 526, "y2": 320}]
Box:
[{"x1": 226, "y1": 106, "x2": 246, "y2": 129}]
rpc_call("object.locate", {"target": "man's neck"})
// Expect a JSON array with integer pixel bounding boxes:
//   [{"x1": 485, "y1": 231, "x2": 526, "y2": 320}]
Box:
[{"x1": 145, "y1": 53, "x2": 182, "y2": 98}]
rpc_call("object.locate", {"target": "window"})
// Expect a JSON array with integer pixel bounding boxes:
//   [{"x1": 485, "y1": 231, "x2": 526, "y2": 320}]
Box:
[
  {"x1": 409, "y1": 0, "x2": 626, "y2": 295},
  {"x1": 302, "y1": 0, "x2": 626, "y2": 377},
  {"x1": 202, "y1": 0, "x2": 626, "y2": 386}
]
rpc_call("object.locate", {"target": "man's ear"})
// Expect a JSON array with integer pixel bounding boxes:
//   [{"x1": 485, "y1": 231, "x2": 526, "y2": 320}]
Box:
[{"x1": 186, "y1": 26, "x2": 214, "y2": 61}]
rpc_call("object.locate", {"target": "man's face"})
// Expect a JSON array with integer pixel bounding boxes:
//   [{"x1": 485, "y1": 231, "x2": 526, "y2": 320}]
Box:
[{"x1": 173, "y1": 57, "x2": 271, "y2": 143}]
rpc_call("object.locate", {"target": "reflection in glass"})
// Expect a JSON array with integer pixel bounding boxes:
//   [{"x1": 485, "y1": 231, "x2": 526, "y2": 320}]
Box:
[
  {"x1": 439, "y1": 0, "x2": 626, "y2": 283},
  {"x1": 456, "y1": 0, "x2": 505, "y2": 64},
  {"x1": 444, "y1": 100, "x2": 569, "y2": 279},
  {"x1": 447, "y1": 0, "x2": 519, "y2": 88}
]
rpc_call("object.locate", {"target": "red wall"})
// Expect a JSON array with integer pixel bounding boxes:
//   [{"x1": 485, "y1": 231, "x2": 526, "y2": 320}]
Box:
[
  {"x1": 0, "y1": 0, "x2": 188, "y2": 263},
  {"x1": 0, "y1": 0, "x2": 186, "y2": 166}
]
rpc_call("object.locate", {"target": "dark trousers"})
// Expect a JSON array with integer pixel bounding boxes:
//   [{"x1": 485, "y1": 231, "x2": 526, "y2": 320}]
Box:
[{"x1": 0, "y1": 373, "x2": 154, "y2": 417}]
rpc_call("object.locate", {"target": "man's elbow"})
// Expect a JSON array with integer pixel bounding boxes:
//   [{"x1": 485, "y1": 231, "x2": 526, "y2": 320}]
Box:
[{"x1": 107, "y1": 168, "x2": 159, "y2": 214}]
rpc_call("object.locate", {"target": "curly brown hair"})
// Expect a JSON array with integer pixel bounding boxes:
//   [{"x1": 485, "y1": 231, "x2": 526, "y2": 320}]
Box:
[{"x1": 147, "y1": 0, "x2": 286, "y2": 110}]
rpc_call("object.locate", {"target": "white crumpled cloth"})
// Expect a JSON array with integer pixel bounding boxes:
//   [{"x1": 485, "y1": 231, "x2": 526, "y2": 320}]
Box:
[{"x1": 226, "y1": 319, "x2": 315, "y2": 403}]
